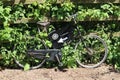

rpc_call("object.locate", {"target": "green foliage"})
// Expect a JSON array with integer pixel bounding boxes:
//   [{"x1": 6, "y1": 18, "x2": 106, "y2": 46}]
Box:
[
  {"x1": 101, "y1": 3, "x2": 120, "y2": 17},
  {"x1": 0, "y1": 1, "x2": 120, "y2": 70},
  {"x1": 94, "y1": 23, "x2": 120, "y2": 71},
  {"x1": 51, "y1": 2, "x2": 75, "y2": 20},
  {"x1": 0, "y1": 47, "x2": 14, "y2": 66},
  {"x1": 0, "y1": 2, "x2": 120, "y2": 23},
  {"x1": 108, "y1": 37, "x2": 120, "y2": 70},
  {"x1": 0, "y1": 3, "x2": 11, "y2": 27},
  {"x1": 11, "y1": 3, "x2": 25, "y2": 21},
  {"x1": 62, "y1": 44, "x2": 77, "y2": 68},
  {"x1": 76, "y1": 3, "x2": 120, "y2": 21},
  {"x1": 26, "y1": 2, "x2": 51, "y2": 20},
  {"x1": 24, "y1": 63, "x2": 30, "y2": 71},
  {"x1": 0, "y1": 27, "x2": 13, "y2": 42}
]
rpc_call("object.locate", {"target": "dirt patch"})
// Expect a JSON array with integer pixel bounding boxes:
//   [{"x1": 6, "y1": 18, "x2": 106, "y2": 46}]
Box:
[{"x1": 0, "y1": 65, "x2": 120, "y2": 80}]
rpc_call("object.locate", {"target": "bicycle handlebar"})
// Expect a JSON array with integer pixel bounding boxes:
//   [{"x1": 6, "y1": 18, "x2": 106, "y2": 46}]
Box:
[
  {"x1": 68, "y1": 12, "x2": 78, "y2": 19},
  {"x1": 67, "y1": 12, "x2": 78, "y2": 24}
]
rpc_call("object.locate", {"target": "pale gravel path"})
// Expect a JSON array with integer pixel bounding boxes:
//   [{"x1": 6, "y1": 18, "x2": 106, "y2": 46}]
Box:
[{"x1": 0, "y1": 65, "x2": 120, "y2": 80}]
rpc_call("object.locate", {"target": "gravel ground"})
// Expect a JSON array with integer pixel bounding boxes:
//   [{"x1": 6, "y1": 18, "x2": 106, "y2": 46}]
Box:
[{"x1": 0, "y1": 65, "x2": 120, "y2": 80}]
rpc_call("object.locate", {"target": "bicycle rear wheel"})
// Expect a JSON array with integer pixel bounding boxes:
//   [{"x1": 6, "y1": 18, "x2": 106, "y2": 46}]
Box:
[
  {"x1": 75, "y1": 34, "x2": 108, "y2": 68},
  {"x1": 14, "y1": 37, "x2": 47, "y2": 70}
]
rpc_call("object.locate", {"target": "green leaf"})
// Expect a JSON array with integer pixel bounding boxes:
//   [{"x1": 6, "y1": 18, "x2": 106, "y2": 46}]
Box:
[
  {"x1": 45, "y1": 40, "x2": 52, "y2": 47},
  {"x1": 32, "y1": 2, "x2": 38, "y2": 7},
  {"x1": 5, "y1": 7, "x2": 11, "y2": 14},
  {"x1": 43, "y1": 33, "x2": 48, "y2": 37},
  {"x1": 24, "y1": 63, "x2": 30, "y2": 71}
]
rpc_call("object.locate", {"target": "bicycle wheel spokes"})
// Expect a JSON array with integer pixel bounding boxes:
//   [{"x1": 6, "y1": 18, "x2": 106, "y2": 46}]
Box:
[{"x1": 75, "y1": 34, "x2": 108, "y2": 68}]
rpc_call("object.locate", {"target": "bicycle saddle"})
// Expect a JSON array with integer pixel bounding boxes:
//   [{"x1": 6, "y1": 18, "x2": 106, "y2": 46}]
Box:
[{"x1": 37, "y1": 21, "x2": 50, "y2": 27}]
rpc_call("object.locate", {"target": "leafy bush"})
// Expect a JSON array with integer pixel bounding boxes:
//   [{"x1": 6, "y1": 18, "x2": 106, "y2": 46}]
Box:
[{"x1": 0, "y1": 1, "x2": 120, "y2": 70}]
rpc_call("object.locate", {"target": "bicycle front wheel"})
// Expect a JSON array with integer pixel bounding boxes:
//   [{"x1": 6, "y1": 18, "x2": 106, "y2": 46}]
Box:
[{"x1": 75, "y1": 34, "x2": 108, "y2": 68}]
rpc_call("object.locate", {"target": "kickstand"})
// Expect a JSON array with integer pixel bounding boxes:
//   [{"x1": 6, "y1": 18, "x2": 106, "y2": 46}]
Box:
[
  {"x1": 54, "y1": 52, "x2": 67, "y2": 72},
  {"x1": 55, "y1": 54, "x2": 63, "y2": 67}
]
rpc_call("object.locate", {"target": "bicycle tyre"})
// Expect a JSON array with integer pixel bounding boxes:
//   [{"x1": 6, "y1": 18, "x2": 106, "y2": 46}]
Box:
[
  {"x1": 75, "y1": 34, "x2": 108, "y2": 68},
  {"x1": 14, "y1": 39, "x2": 47, "y2": 70}
]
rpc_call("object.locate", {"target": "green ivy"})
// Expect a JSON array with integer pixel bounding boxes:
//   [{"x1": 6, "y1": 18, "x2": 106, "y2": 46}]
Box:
[{"x1": 0, "y1": 1, "x2": 120, "y2": 70}]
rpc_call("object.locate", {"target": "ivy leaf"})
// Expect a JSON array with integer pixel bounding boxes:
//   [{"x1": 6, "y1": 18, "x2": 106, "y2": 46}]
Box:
[
  {"x1": 45, "y1": 40, "x2": 52, "y2": 48},
  {"x1": 0, "y1": 6, "x2": 3, "y2": 13},
  {"x1": 3, "y1": 21, "x2": 10, "y2": 27},
  {"x1": 24, "y1": 63, "x2": 30, "y2": 71},
  {"x1": 32, "y1": 2, "x2": 38, "y2": 7},
  {"x1": 4, "y1": 7, "x2": 11, "y2": 14}
]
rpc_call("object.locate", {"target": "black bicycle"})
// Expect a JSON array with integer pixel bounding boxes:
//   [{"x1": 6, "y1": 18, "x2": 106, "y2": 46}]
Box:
[{"x1": 14, "y1": 13, "x2": 108, "y2": 69}]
